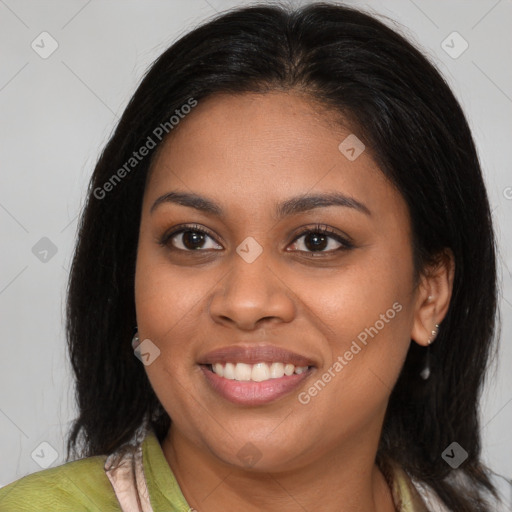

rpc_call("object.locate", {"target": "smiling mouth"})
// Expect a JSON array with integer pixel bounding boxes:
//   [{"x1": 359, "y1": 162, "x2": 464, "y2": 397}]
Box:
[
  {"x1": 200, "y1": 362, "x2": 315, "y2": 406},
  {"x1": 206, "y1": 361, "x2": 311, "y2": 382},
  {"x1": 197, "y1": 344, "x2": 317, "y2": 405}
]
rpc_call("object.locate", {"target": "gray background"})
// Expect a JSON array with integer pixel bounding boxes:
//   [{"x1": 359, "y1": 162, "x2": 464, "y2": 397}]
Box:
[{"x1": 1, "y1": 0, "x2": 511, "y2": 489}]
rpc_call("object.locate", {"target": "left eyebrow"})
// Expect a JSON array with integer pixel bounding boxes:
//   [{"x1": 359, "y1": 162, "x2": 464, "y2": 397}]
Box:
[
  {"x1": 150, "y1": 191, "x2": 371, "y2": 218},
  {"x1": 275, "y1": 191, "x2": 371, "y2": 219}
]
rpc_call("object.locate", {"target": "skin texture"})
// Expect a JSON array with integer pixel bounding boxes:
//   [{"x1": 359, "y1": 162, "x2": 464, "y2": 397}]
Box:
[{"x1": 134, "y1": 91, "x2": 454, "y2": 512}]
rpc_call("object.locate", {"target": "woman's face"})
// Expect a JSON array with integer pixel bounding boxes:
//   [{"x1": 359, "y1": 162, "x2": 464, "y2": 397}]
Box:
[{"x1": 134, "y1": 91, "x2": 429, "y2": 471}]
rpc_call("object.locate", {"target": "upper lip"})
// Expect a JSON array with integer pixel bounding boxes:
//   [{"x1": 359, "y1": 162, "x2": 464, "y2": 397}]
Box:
[{"x1": 197, "y1": 344, "x2": 317, "y2": 367}]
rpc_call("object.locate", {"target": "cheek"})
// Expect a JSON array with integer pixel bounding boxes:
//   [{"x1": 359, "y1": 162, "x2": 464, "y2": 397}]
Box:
[
  {"x1": 297, "y1": 253, "x2": 413, "y2": 415},
  {"x1": 134, "y1": 246, "x2": 205, "y2": 420},
  {"x1": 296, "y1": 303, "x2": 410, "y2": 450},
  {"x1": 134, "y1": 241, "x2": 208, "y2": 345},
  {"x1": 306, "y1": 248, "x2": 411, "y2": 338}
]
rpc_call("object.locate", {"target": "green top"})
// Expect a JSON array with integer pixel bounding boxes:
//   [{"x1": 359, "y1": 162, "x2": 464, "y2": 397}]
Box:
[
  {"x1": 0, "y1": 431, "x2": 190, "y2": 511},
  {"x1": 0, "y1": 430, "x2": 436, "y2": 511}
]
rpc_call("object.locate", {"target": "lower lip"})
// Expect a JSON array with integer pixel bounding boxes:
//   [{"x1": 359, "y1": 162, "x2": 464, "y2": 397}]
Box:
[{"x1": 200, "y1": 365, "x2": 313, "y2": 406}]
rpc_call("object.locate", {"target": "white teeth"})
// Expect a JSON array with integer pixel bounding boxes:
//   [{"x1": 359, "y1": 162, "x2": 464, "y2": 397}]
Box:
[
  {"x1": 234, "y1": 362, "x2": 252, "y2": 381},
  {"x1": 252, "y1": 362, "x2": 270, "y2": 382},
  {"x1": 223, "y1": 362, "x2": 236, "y2": 380},
  {"x1": 210, "y1": 362, "x2": 309, "y2": 382},
  {"x1": 284, "y1": 363, "x2": 295, "y2": 376},
  {"x1": 213, "y1": 363, "x2": 224, "y2": 377},
  {"x1": 270, "y1": 362, "x2": 285, "y2": 379}
]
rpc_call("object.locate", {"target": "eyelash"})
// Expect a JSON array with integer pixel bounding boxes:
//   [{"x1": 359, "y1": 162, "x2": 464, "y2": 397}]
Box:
[{"x1": 158, "y1": 223, "x2": 354, "y2": 257}]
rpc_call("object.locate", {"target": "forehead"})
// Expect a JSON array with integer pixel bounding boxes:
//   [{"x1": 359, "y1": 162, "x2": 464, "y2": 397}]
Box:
[{"x1": 144, "y1": 91, "x2": 403, "y2": 222}]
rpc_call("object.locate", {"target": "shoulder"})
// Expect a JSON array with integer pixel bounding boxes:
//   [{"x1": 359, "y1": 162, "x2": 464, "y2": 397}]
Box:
[{"x1": 0, "y1": 454, "x2": 120, "y2": 511}]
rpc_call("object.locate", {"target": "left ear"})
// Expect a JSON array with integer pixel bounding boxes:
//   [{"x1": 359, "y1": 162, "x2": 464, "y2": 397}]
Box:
[{"x1": 411, "y1": 248, "x2": 455, "y2": 347}]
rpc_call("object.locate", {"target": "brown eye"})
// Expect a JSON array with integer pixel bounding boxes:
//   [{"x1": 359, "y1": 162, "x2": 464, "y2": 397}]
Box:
[
  {"x1": 160, "y1": 225, "x2": 223, "y2": 252},
  {"x1": 179, "y1": 230, "x2": 208, "y2": 250},
  {"x1": 288, "y1": 225, "x2": 353, "y2": 254}
]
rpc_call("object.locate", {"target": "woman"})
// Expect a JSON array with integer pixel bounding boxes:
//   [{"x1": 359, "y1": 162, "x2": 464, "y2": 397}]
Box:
[{"x1": 0, "y1": 2, "x2": 509, "y2": 511}]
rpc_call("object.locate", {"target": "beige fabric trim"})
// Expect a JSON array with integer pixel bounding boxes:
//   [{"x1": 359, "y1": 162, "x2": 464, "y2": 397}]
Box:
[
  {"x1": 105, "y1": 441, "x2": 154, "y2": 512},
  {"x1": 410, "y1": 479, "x2": 451, "y2": 512}
]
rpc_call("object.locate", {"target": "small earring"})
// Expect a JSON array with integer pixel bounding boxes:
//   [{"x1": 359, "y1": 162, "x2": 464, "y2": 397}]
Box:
[
  {"x1": 132, "y1": 327, "x2": 140, "y2": 349},
  {"x1": 427, "y1": 323, "x2": 440, "y2": 345},
  {"x1": 420, "y1": 348, "x2": 431, "y2": 380},
  {"x1": 421, "y1": 323, "x2": 440, "y2": 380}
]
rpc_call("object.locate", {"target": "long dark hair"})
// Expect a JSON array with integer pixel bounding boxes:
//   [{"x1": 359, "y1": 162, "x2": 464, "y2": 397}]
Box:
[{"x1": 66, "y1": 2, "x2": 500, "y2": 509}]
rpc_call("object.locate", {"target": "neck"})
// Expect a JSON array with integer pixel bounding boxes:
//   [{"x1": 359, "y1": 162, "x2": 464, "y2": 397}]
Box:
[{"x1": 162, "y1": 426, "x2": 396, "y2": 512}]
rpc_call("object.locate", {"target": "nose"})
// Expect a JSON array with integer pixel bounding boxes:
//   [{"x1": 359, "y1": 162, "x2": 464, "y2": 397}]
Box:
[{"x1": 209, "y1": 250, "x2": 296, "y2": 331}]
